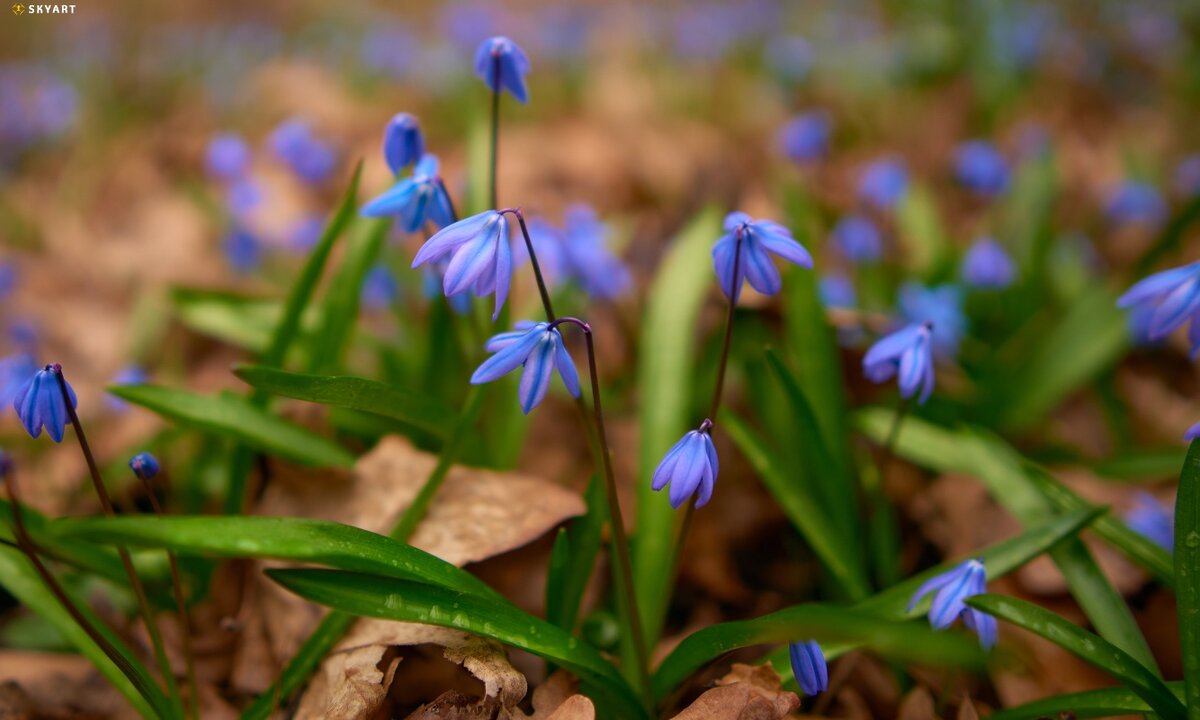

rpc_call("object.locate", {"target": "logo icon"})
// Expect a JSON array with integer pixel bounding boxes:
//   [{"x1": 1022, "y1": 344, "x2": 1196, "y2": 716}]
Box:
[{"x1": 11, "y1": 3, "x2": 25, "y2": 14}]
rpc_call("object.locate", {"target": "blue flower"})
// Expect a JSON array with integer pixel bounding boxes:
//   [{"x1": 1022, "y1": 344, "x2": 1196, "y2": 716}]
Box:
[
  {"x1": 651, "y1": 428, "x2": 719, "y2": 509},
  {"x1": 223, "y1": 226, "x2": 261, "y2": 273},
  {"x1": 470, "y1": 322, "x2": 580, "y2": 414},
  {"x1": 908, "y1": 559, "x2": 997, "y2": 649},
  {"x1": 1188, "y1": 420, "x2": 1200, "y2": 442},
  {"x1": 288, "y1": 215, "x2": 325, "y2": 252},
  {"x1": 831, "y1": 214, "x2": 882, "y2": 263},
  {"x1": 818, "y1": 272, "x2": 856, "y2": 309},
  {"x1": 788, "y1": 641, "x2": 828, "y2": 696},
  {"x1": 0, "y1": 353, "x2": 37, "y2": 408},
  {"x1": 269, "y1": 118, "x2": 337, "y2": 185},
  {"x1": 898, "y1": 282, "x2": 966, "y2": 357},
  {"x1": 961, "y1": 237, "x2": 1017, "y2": 289},
  {"x1": 106, "y1": 364, "x2": 148, "y2": 412},
  {"x1": 954, "y1": 140, "x2": 1010, "y2": 197},
  {"x1": 779, "y1": 112, "x2": 830, "y2": 164},
  {"x1": 13, "y1": 363, "x2": 77, "y2": 443},
  {"x1": 1125, "y1": 492, "x2": 1174, "y2": 551},
  {"x1": 713, "y1": 212, "x2": 813, "y2": 302},
  {"x1": 0, "y1": 261, "x2": 15, "y2": 301},
  {"x1": 361, "y1": 265, "x2": 399, "y2": 310},
  {"x1": 1174, "y1": 154, "x2": 1200, "y2": 198},
  {"x1": 560, "y1": 205, "x2": 631, "y2": 300},
  {"x1": 412, "y1": 210, "x2": 512, "y2": 320},
  {"x1": 1117, "y1": 261, "x2": 1200, "y2": 354},
  {"x1": 858, "y1": 158, "x2": 908, "y2": 210},
  {"x1": 422, "y1": 263, "x2": 472, "y2": 314},
  {"x1": 129, "y1": 452, "x2": 160, "y2": 480},
  {"x1": 1106, "y1": 181, "x2": 1166, "y2": 228},
  {"x1": 225, "y1": 177, "x2": 263, "y2": 218},
  {"x1": 205, "y1": 133, "x2": 251, "y2": 181},
  {"x1": 474, "y1": 36, "x2": 531, "y2": 103},
  {"x1": 862, "y1": 323, "x2": 935, "y2": 404},
  {"x1": 383, "y1": 113, "x2": 424, "y2": 175},
  {"x1": 361, "y1": 154, "x2": 455, "y2": 233}
]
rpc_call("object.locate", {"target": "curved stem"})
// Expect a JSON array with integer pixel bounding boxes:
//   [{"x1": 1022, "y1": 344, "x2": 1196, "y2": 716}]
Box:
[
  {"x1": 509, "y1": 208, "x2": 556, "y2": 321},
  {"x1": 54, "y1": 370, "x2": 182, "y2": 712}
]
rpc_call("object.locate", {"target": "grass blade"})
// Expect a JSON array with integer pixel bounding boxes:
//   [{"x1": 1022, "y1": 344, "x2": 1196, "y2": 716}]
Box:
[
  {"x1": 48, "y1": 515, "x2": 501, "y2": 602},
  {"x1": 108, "y1": 385, "x2": 355, "y2": 468},
  {"x1": 651, "y1": 604, "x2": 983, "y2": 704},
  {"x1": 267, "y1": 568, "x2": 647, "y2": 719},
  {"x1": 233, "y1": 365, "x2": 455, "y2": 438},
  {"x1": 1178, "y1": 439, "x2": 1200, "y2": 717},
  {"x1": 966, "y1": 594, "x2": 1186, "y2": 720},
  {"x1": 986, "y1": 682, "x2": 1186, "y2": 720},
  {"x1": 724, "y1": 409, "x2": 870, "y2": 599},
  {"x1": 0, "y1": 546, "x2": 174, "y2": 719},
  {"x1": 172, "y1": 289, "x2": 280, "y2": 353},
  {"x1": 546, "y1": 477, "x2": 604, "y2": 632},
  {"x1": 632, "y1": 207, "x2": 722, "y2": 653},
  {"x1": 306, "y1": 217, "x2": 390, "y2": 374}
]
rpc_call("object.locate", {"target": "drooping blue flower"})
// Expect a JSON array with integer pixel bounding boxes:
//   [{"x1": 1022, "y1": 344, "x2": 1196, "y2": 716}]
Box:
[
  {"x1": 651, "y1": 428, "x2": 719, "y2": 509},
  {"x1": 1106, "y1": 181, "x2": 1167, "y2": 228},
  {"x1": 106, "y1": 364, "x2": 148, "y2": 412},
  {"x1": 412, "y1": 210, "x2": 512, "y2": 320},
  {"x1": 954, "y1": 140, "x2": 1010, "y2": 197},
  {"x1": 224, "y1": 177, "x2": 263, "y2": 218},
  {"x1": 1174, "y1": 155, "x2": 1200, "y2": 198},
  {"x1": 858, "y1": 158, "x2": 909, "y2": 210},
  {"x1": 361, "y1": 265, "x2": 399, "y2": 310},
  {"x1": 205, "y1": 133, "x2": 251, "y2": 181},
  {"x1": 422, "y1": 263, "x2": 472, "y2": 315},
  {"x1": 1124, "y1": 492, "x2": 1174, "y2": 551},
  {"x1": 818, "y1": 272, "x2": 856, "y2": 309},
  {"x1": 788, "y1": 641, "x2": 828, "y2": 696},
  {"x1": 908, "y1": 559, "x2": 997, "y2": 649},
  {"x1": 474, "y1": 36, "x2": 531, "y2": 103},
  {"x1": 1117, "y1": 261, "x2": 1200, "y2": 354},
  {"x1": 383, "y1": 113, "x2": 424, "y2": 175},
  {"x1": 831, "y1": 214, "x2": 883, "y2": 263},
  {"x1": 470, "y1": 321, "x2": 580, "y2": 414},
  {"x1": 361, "y1": 154, "x2": 456, "y2": 233},
  {"x1": 13, "y1": 363, "x2": 77, "y2": 443},
  {"x1": 269, "y1": 118, "x2": 337, "y2": 185},
  {"x1": 961, "y1": 237, "x2": 1017, "y2": 290},
  {"x1": 898, "y1": 282, "x2": 966, "y2": 357},
  {"x1": 778, "y1": 112, "x2": 830, "y2": 164},
  {"x1": 223, "y1": 226, "x2": 261, "y2": 273},
  {"x1": 560, "y1": 205, "x2": 631, "y2": 300},
  {"x1": 129, "y1": 452, "x2": 160, "y2": 480},
  {"x1": 713, "y1": 212, "x2": 813, "y2": 302},
  {"x1": 863, "y1": 322, "x2": 935, "y2": 403},
  {"x1": 1187, "y1": 420, "x2": 1200, "y2": 442},
  {"x1": 0, "y1": 353, "x2": 37, "y2": 408}
]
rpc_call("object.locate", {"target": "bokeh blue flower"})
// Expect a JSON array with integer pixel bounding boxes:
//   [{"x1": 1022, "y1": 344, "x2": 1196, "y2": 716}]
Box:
[
  {"x1": 898, "y1": 282, "x2": 966, "y2": 357},
  {"x1": 863, "y1": 322, "x2": 935, "y2": 404},
  {"x1": 961, "y1": 237, "x2": 1017, "y2": 290},
  {"x1": 474, "y1": 36, "x2": 531, "y2": 103},
  {"x1": 713, "y1": 212, "x2": 813, "y2": 302}
]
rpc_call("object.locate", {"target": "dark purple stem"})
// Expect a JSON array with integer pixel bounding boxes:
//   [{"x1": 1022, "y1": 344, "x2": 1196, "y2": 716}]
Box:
[{"x1": 503, "y1": 208, "x2": 556, "y2": 321}]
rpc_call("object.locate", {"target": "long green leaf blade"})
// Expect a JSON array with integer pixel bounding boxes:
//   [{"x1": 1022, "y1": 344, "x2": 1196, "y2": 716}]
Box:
[
  {"x1": 1178, "y1": 438, "x2": 1200, "y2": 717},
  {"x1": 108, "y1": 385, "x2": 354, "y2": 468},
  {"x1": 987, "y1": 683, "x2": 1186, "y2": 720},
  {"x1": 966, "y1": 594, "x2": 1185, "y2": 720},
  {"x1": 267, "y1": 568, "x2": 647, "y2": 719},
  {"x1": 652, "y1": 604, "x2": 983, "y2": 704},
  {"x1": 633, "y1": 207, "x2": 722, "y2": 654},
  {"x1": 48, "y1": 516, "x2": 500, "y2": 602},
  {"x1": 306, "y1": 217, "x2": 389, "y2": 374},
  {"x1": 233, "y1": 365, "x2": 455, "y2": 437}
]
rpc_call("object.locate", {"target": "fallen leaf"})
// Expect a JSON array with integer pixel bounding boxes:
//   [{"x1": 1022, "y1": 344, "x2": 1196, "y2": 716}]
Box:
[
  {"x1": 502, "y1": 672, "x2": 595, "y2": 720},
  {"x1": 671, "y1": 663, "x2": 800, "y2": 720},
  {"x1": 957, "y1": 694, "x2": 979, "y2": 720},
  {"x1": 896, "y1": 687, "x2": 935, "y2": 720},
  {"x1": 0, "y1": 650, "x2": 138, "y2": 719}
]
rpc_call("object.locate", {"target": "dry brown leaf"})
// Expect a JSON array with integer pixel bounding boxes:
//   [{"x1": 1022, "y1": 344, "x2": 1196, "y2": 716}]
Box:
[
  {"x1": 501, "y1": 672, "x2": 595, "y2": 720},
  {"x1": 956, "y1": 695, "x2": 980, "y2": 720},
  {"x1": 671, "y1": 663, "x2": 800, "y2": 720},
  {"x1": 896, "y1": 687, "x2": 936, "y2": 720},
  {"x1": 0, "y1": 651, "x2": 138, "y2": 719}
]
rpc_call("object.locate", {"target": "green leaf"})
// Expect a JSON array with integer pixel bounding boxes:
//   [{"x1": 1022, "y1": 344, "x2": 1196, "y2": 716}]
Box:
[
  {"x1": 858, "y1": 410, "x2": 1161, "y2": 670},
  {"x1": 0, "y1": 499, "x2": 129, "y2": 589},
  {"x1": 1177, "y1": 439, "x2": 1200, "y2": 717},
  {"x1": 49, "y1": 515, "x2": 501, "y2": 602},
  {"x1": 986, "y1": 683, "x2": 1186, "y2": 720},
  {"x1": 632, "y1": 207, "x2": 722, "y2": 653},
  {"x1": 652, "y1": 604, "x2": 983, "y2": 704},
  {"x1": 233, "y1": 365, "x2": 455, "y2": 438},
  {"x1": 966, "y1": 594, "x2": 1186, "y2": 720},
  {"x1": 546, "y1": 477, "x2": 605, "y2": 632},
  {"x1": 172, "y1": 289, "x2": 280, "y2": 353},
  {"x1": 0, "y1": 546, "x2": 175, "y2": 719},
  {"x1": 894, "y1": 183, "x2": 948, "y2": 275},
  {"x1": 267, "y1": 569, "x2": 647, "y2": 719},
  {"x1": 108, "y1": 385, "x2": 355, "y2": 468},
  {"x1": 306, "y1": 217, "x2": 390, "y2": 374},
  {"x1": 998, "y1": 285, "x2": 1129, "y2": 432},
  {"x1": 261, "y1": 161, "x2": 363, "y2": 370},
  {"x1": 724, "y1": 410, "x2": 870, "y2": 599}
]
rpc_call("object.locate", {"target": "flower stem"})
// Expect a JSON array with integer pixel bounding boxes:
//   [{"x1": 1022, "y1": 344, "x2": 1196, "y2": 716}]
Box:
[
  {"x1": 3, "y1": 475, "x2": 168, "y2": 716},
  {"x1": 489, "y1": 58, "x2": 501, "y2": 210},
  {"x1": 54, "y1": 371, "x2": 182, "y2": 713},
  {"x1": 552, "y1": 317, "x2": 652, "y2": 710},
  {"x1": 133, "y1": 469, "x2": 199, "y2": 720},
  {"x1": 511, "y1": 209, "x2": 556, "y2": 321}
]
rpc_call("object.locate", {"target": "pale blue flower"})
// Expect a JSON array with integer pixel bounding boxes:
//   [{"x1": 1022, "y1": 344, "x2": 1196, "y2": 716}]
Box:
[
  {"x1": 474, "y1": 36, "x2": 531, "y2": 103},
  {"x1": 383, "y1": 113, "x2": 424, "y2": 175},
  {"x1": 412, "y1": 210, "x2": 512, "y2": 320},
  {"x1": 651, "y1": 429, "x2": 719, "y2": 509},
  {"x1": 361, "y1": 154, "x2": 455, "y2": 233},
  {"x1": 205, "y1": 133, "x2": 250, "y2": 181},
  {"x1": 1106, "y1": 181, "x2": 1166, "y2": 228},
  {"x1": 560, "y1": 205, "x2": 631, "y2": 300},
  {"x1": 13, "y1": 363, "x2": 77, "y2": 443},
  {"x1": 1125, "y1": 492, "x2": 1174, "y2": 551},
  {"x1": 361, "y1": 265, "x2": 399, "y2": 310},
  {"x1": 270, "y1": 118, "x2": 337, "y2": 185},
  {"x1": 819, "y1": 272, "x2": 856, "y2": 309},
  {"x1": 1117, "y1": 261, "x2": 1200, "y2": 355},
  {"x1": 831, "y1": 214, "x2": 882, "y2": 263},
  {"x1": 858, "y1": 158, "x2": 908, "y2": 210},
  {"x1": 961, "y1": 237, "x2": 1016, "y2": 289},
  {"x1": 788, "y1": 641, "x2": 828, "y2": 696},
  {"x1": 954, "y1": 140, "x2": 1010, "y2": 197},
  {"x1": 863, "y1": 323, "x2": 935, "y2": 404},
  {"x1": 779, "y1": 112, "x2": 830, "y2": 164},
  {"x1": 908, "y1": 559, "x2": 997, "y2": 649},
  {"x1": 470, "y1": 322, "x2": 580, "y2": 414},
  {"x1": 898, "y1": 282, "x2": 966, "y2": 357},
  {"x1": 713, "y1": 212, "x2": 813, "y2": 302}
]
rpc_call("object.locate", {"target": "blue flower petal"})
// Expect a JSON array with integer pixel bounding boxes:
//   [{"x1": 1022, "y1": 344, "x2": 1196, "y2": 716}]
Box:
[
  {"x1": 518, "y1": 334, "x2": 556, "y2": 414},
  {"x1": 963, "y1": 608, "x2": 998, "y2": 649},
  {"x1": 471, "y1": 327, "x2": 546, "y2": 384},
  {"x1": 906, "y1": 563, "x2": 965, "y2": 612},
  {"x1": 758, "y1": 224, "x2": 815, "y2": 268},
  {"x1": 789, "y1": 641, "x2": 828, "y2": 696},
  {"x1": 712, "y1": 233, "x2": 743, "y2": 301},
  {"x1": 651, "y1": 437, "x2": 689, "y2": 492},
  {"x1": 1148, "y1": 275, "x2": 1200, "y2": 339},
  {"x1": 742, "y1": 239, "x2": 783, "y2": 296},
  {"x1": 1118, "y1": 263, "x2": 1200, "y2": 308},
  {"x1": 413, "y1": 211, "x2": 496, "y2": 268},
  {"x1": 554, "y1": 333, "x2": 581, "y2": 398}
]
